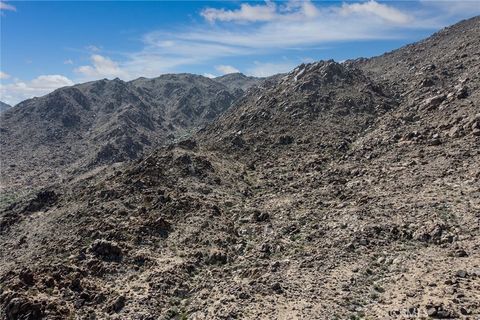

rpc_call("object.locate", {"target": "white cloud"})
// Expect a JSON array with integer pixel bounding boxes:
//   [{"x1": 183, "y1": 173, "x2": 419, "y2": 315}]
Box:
[
  {"x1": 63, "y1": 59, "x2": 74, "y2": 65},
  {"x1": 110, "y1": 1, "x2": 411, "y2": 79},
  {"x1": 201, "y1": 2, "x2": 277, "y2": 23},
  {"x1": 75, "y1": 54, "x2": 129, "y2": 80},
  {"x1": 0, "y1": 71, "x2": 10, "y2": 79},
  {"x1": 215, "y1": 65, "x2": 240, "y2": 74},
  {"x1": 0, "y1": 1, "x2": 16, "y2": 11},
  {"x1": 0, "y1": 75, "x2": 74, "y2": 105},
  {"x1": 86, "y1": 45, "x2": 101, "y2": 52},
  {"x1": 200, "y1": 0, "x2": 412, "y2": 25},
  {"x1": 340, "y1": 0, "x2": 412, "y2": 24},
  {"x1": 175, "y1": 1, "x2": 418, "y2": 53},
  {"x1": 246, "y1": 61, "x2": 297, "y2": 77},
  {"x1": 60, "y1": 1, "x2": 463, "y2": 83}
]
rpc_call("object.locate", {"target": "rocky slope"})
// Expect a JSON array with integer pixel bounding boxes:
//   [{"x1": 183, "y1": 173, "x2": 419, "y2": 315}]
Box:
[
  {"x1": 0, "y1": 101, "x2": 11, "y2": 113},
  {"x1": 0, "y1": 74, "x2": 260, "y2": 192},
  {"x1": 214, "y1": 73, "x2": 263, "y2": 92},
  {"x1": 0, "y1": 17, "x2": 479, "y2": 320}
]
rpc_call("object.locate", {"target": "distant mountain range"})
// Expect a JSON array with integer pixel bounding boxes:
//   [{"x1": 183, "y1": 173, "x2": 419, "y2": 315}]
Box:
[{"x1": 0, "y1": 73, "x2": 262, "y2": 189}]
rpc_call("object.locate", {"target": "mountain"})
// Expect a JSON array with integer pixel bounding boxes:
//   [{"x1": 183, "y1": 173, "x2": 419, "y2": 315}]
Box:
[
  {"x1": 214, "y1": 73, "x2": 263, "y2": 91},
  {"x1": 0, "y1": 74, "x2": 261, "y2": 191},
  {"x1": 1, "y1": 17, "x2": 479, "y2": 320},
  {"x1": 0, "y1": 101, "x2": 11, "y2": 113}
]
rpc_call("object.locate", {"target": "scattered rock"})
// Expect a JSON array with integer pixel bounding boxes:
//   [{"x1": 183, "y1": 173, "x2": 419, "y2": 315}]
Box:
[
  {"x1": 251, "y1": 210, "x2": 270, "y2": 222},
  {"x1": 278, "y1": 135, "x2": 294, "y2": 145},
  {"x1": 23, "y1": 190, "x2": 58, "y2": 212},
  {"x1": 19, "y1": 269, "x2": 35, "y2": 286},
  {"x1": 177, "y1": 138, "x2": 197, "y2": 150},
  {"x1": 422, "y1": 94, "x2": 446, "y2": 110},
  {"x1": 455, "y1": 270, "x2": 467, "y2": 278},
  {"x1": 89, "y1": 239, "x2": 123, "y2": 261},
  {"x1": 271, "y1": 282, "x2": 283, "y2": 294},
  {"x1": 207, "y1": 249, "x2": 228, "y2": 265}
]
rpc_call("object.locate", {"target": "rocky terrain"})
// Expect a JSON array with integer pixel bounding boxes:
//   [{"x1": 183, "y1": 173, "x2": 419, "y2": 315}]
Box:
[
  {"x1": 0, "y1": 101, "x2": 11, "y2": 113},
  {"x1": 0, "y1": 17, "x2": 479, "y2": 320},
  {"x1": 0, "y1": 73, "x2": 260, "y2": 192},
  {"x1": 214, "y1": 73, "x2": 263, "y2": 92}
]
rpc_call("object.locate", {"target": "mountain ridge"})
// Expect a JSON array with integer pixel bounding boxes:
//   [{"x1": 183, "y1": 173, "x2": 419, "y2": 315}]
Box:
[{"x1": 0, "y1": 73, "x2": 262, "y2": 191}]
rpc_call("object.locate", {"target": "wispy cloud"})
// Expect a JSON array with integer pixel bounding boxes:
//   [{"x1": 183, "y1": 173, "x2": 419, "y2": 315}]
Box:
[
  {"x1": 215, "y1": 65, "x2": 240, "y2": 75},
  {"x1": 339, "y1": 1, "x2": 412, "y2": 24},
  {"x1": 68, "y1": 0, "x2": 478, "y2": 82},
  {"x1": 0, "y1": 1, "x2": 16, "y2": 11},
  {"x1": 0, "y1": 71, "x2": 10, "y2": 80},
  {"x1": 86, "y1": 45, "x2": 101, "y2": 52},
  {"x1": 75, "y1": 54, "x2": 128, "y2": 80},
  {"x1": 0, "y1": 75, "x2": 74, "y2": 105},
  {"x1": 201, "y1": 2, "x2": 277, "y2": 23}
]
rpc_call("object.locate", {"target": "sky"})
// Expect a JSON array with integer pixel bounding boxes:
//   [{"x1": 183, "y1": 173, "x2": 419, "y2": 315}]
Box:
[{"x1": 0, "y1": 1, "x2": 479, "y2": 105}]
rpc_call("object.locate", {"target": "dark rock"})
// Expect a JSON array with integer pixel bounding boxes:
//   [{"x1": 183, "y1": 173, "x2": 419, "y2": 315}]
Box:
[
  {"x1": 429, "y1": 138, "x2": 441, "y2": 146},
  {"x1": 19, "y1": 269, "x2": 35, "y2": 286},
  {"x1": 110, "y1": 295, "x2": 126, "y2": 312},
  {"x1": 177, "y1": 139, "x2": 197, "y2": 150},
  {"x1": 89, "y1": 239, "x2": 123, "y2": 261},
  {"x1": 460, "y1": 307, "x2": 469, "y2": 315},
  {"x1": 454, "y1": 249, "x2": 468, "y2": 257},
  {"x1": 24, "y1": 190, "x2": 58, "y2": 213},
  {"x1": 5, "y1": 297, "x2": 43, "y2": 320},
  {"x1": 207, "y1": 249, "x2": 228, "y2": 265},
  {"x1": 278, "y1": 135, "x2": 294, "y2": 145},
  {"x1": 455, "y1": 270, "x2": 467, "y2": 278},
  {"x1": 456, "y1": 86, "x2": 468, "y2": 99},
  {"x1": 251, "y1": 210, "x2": 270, "y2": 222},
  {"x1": 69, "y1": 278, "x2": 83, "y2": 292},
  {"x1": 427, "y1": 307, "x2": 437, "y2": 317},
  {"x1": 231, "y1": 135, "x2": 245, "y2": 148},
  {"x1": 271, "y1": 282, "x2": 283, "y2": 294}
]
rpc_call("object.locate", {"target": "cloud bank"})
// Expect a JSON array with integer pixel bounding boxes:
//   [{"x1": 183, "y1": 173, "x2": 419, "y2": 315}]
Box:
[{"x1": 0, "y1": 75, "x2": 74, "y2": 105}]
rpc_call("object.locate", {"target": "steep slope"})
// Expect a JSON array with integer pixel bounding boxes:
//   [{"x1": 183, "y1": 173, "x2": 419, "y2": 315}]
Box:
[
  {"x1": 0, "y1": 17, "x2": 479, "y2": 320},
  {"x1": 0, "y1": 101, "x2": 11, "y2": 113},
  {"x1": 0, "y1": 74, "x2": 256, "y2": 191}
]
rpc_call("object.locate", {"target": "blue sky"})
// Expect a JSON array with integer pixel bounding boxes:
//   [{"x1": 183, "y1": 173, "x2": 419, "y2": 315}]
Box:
[{"x1": 1, "y1": 0, "x2": 479, "y2": 105}]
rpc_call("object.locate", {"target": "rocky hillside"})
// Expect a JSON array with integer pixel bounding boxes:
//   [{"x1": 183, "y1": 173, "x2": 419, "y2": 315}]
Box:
[
  {"x1": 0, "y1": 74, "x2": 260, "y2": 191},
  {"x1": 214, "y1": 73, "x2": 263, "y2": 91},
  {"x1": 0, "y1": 101, "x2": 11, "y2": 113},
  {"x1": 0, "y1": 17, "x2": 479, "y2": 320}
]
